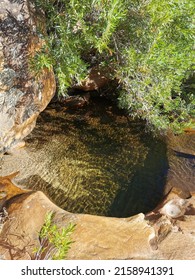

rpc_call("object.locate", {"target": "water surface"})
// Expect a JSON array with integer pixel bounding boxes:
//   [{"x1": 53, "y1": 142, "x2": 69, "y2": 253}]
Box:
[{"x1": 1, "y1": 97, "x2": 194, "y2": 217}]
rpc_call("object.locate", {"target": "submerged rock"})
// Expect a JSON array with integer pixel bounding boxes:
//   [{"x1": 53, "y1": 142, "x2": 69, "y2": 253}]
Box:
[
  {"x1": 59, "y1": 93, "x2": 90, "y2": 109},
  {"x1": 0, "y1": 174, "x2": 195, "y2": 260},
  {"x1": 0, "y1": 0, "x2": 56, "y2": 154}
]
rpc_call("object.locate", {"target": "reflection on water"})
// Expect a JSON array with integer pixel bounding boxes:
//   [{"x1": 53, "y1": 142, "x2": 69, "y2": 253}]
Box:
[{"x1": 1, "y1": 97, "x2": 170, "y2": 217}]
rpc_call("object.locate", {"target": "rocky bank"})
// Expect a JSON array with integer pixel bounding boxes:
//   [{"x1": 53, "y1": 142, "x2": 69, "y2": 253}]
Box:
[{"x1": 0, "y1": 173, "x2": 195, "y2": 260}]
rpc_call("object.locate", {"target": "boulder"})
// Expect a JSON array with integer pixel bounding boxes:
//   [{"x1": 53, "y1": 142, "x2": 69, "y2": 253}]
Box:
[
  {"x1": 73, "y1": 66, "x2": 110, "y2": 92},
  {"x1": 0, "y1": 174, "x2": 195, "y2": 260},
  {"x1": 0, "y1": 0, "x2": 56, "y2": 155}
]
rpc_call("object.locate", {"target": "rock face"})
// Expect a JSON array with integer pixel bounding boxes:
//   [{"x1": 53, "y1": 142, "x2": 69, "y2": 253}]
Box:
[
  {"x1": 0, "y1": 0, "x2": 56, "y2": 154},
  {"x1": 0, "y1": 174, "x2": 195, "y2": 260}
]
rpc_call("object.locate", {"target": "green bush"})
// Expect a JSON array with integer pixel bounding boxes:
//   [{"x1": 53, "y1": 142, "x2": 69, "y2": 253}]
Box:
[
  {"x1": 33, "y1": 0, "x2": 195, "y2": 133},
  {"x1": 34, "y1": 212, "x2": 75, "y2": 260},
  {"x1": 117, "y1": 0, "x2": 195, "y2": 132}
]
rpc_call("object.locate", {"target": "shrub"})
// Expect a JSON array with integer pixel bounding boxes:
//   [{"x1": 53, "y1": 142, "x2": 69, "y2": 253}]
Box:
[
  {"x1": 32, "y1": 0, "x2": 195, "y2": 133},
  {"x1": 34, "y1": 212, "x2": 75, "y2": 260}
]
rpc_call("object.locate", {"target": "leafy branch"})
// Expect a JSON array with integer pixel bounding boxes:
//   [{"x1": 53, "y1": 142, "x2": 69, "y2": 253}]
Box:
[{"x1": 34, "y1": 212, "x2": 76, "y2": 260}]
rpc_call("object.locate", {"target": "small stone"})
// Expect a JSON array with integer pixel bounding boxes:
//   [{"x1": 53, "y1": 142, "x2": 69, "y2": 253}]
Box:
[{"x1": 160, "y1": 198, "x2": 189, "y2": 219}]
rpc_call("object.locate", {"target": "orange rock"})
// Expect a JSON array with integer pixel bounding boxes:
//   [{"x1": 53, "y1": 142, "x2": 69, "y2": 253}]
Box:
[
  {"x1": 73, "y1": 66, "x2": 110, "y2": 91},
  {"x1": 0, "y1": 175, "x2": 195, "y2": 260},
  {"x1": 0, "y1": 172, "x2": 28, "y2": 207},
  {"x1": 184, "y1": 128, "x2": 195, "y2": 134}
]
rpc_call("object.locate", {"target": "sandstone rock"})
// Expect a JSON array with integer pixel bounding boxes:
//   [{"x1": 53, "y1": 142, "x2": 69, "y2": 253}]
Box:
[
  {"x1": 73, "y1": 66, "x2": 110, "y2": 92},
  {"x1": 0, "y1": 175, "x2": 195, "y2": 260},
  {"x1": 60, "y1": 93, "x2": 90, "y2": 109},
  {"x1": 159, "y1": 198, "x2": 189, "y2": 218},
  {"x1": 184, "y1": 128, "x2": 195, "y2": 134},
  {"x1": 164, "y1": 133, "x2": 195, "y2": 196},
  {"x1": 0, "y1": 0, "x2": 56, "y2": 155}
]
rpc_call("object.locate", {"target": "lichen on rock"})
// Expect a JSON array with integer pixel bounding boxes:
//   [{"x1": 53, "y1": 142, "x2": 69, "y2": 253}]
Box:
[{"x1": 0, "y1": 0, "x2": 56, "y2": 154}]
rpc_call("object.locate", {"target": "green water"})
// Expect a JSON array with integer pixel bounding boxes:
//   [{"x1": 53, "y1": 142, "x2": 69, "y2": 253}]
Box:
[
  {"x1": 12, "y1": 97, "x2": 168, "y2": 217},
  {"x1": 2, "y1": 96, "x2": 194, "y2": 217}
]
